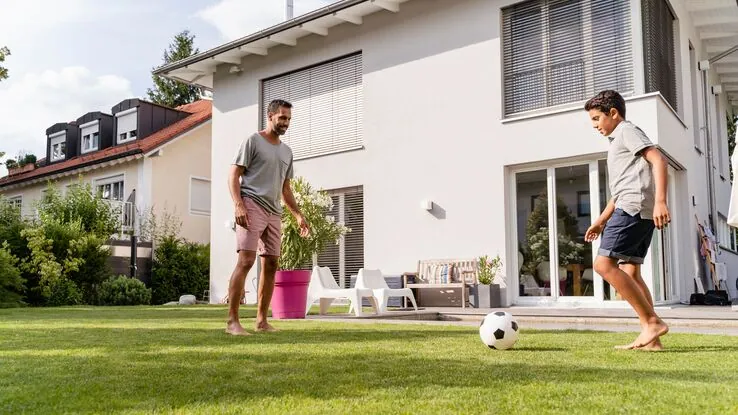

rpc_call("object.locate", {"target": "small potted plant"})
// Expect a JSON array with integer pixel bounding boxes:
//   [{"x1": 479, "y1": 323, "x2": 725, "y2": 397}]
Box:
[
  {"x1": 471, "y1": 254, "x2": 503, "y2": 308},
  {"x1": 270, "y1": 176, "x2": 350, "y2": 319}
]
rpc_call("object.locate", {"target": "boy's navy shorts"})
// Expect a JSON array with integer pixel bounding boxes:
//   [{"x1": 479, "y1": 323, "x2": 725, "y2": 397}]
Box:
[{"x1": 598, "y1": 208, "x2": 656, "y2": 264}]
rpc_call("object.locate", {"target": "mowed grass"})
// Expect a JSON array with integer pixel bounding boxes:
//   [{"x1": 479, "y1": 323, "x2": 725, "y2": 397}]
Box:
[{"x1": 1, "y1": 306, "x2": 738, "y2": 414}]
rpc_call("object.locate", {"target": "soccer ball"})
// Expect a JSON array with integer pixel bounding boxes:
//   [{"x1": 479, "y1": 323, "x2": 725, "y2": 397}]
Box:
[{"x1": 479, "y1": 311, "x2": 519, "y2": 350}]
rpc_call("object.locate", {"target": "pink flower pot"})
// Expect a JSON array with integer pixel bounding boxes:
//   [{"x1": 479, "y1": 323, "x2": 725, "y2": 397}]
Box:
[{"x1": 270, "y1": 269, "x2": 311, "y2": 319}]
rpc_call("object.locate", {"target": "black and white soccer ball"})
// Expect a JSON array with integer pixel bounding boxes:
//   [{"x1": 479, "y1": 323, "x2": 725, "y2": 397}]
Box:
[{"x1": 479, "y1": 311, "x2": 519, "y2": 350}]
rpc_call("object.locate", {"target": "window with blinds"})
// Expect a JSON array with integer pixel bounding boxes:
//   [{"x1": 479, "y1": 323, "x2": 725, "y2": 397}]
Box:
[
  {"x1": 315, "y1": 187, "x2": 364, "y2": 288},
  {"x1": 502, "y1": 0, "x2": 633, "y2": 116},
  {"x1": 190, "y1": 177, "x2": 211, "y2": 215},
  {"x1": 261, "y1": 53, "x2": 363, "y2": 160},
  {"x1": 642, "y1": 0, "x2": 677, "y2": 112}
]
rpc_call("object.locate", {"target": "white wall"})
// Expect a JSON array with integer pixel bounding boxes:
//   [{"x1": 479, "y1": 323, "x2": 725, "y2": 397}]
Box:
[{"x1": 208, "y1": 0, "x2": 735, "y2": 305}]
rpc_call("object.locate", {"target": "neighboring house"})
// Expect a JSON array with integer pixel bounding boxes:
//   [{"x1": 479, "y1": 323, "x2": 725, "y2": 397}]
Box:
[
  {"x1": 153, "y1": 0, "x2": 738, "y2": 306},
  {"x1": 0, "y1": 99, "x2": 213, "y2": 245}
]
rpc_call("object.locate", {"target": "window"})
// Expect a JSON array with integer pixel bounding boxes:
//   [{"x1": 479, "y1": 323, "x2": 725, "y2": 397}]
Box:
[
  {"x1": 261, "y1": 53, "x2": 363, "y2": 160},
  {"x1": 50, "y1": 133, "x2": 66, "y2": 161},
  {"x1": 96, "y1": 174, "x2": 125, "y2": 201},
  {"x1": 642, "y1": 0, "x2": 677, "y2": 111},
  {"x1": 718, "y1": 215, "x2": 737, "y2": 252},
  {"x1": 116, "y1": 109, "x2": 138, "y2": 144},
  {"x1": 315, "y1": 186, "x2": 364, "y2": 288},
  {"x1": 502, "y1": 0, "x2": 633, "y2": 115},
  {"x1": 190, "y1": 177, "x2": 211, "y2": 215},
  {"x1": 689, "y1": 43, "x2": 702, "y2": 152},
  {"x1": 7, "y1": 196, "x2": 22, "y2": 210},
  {"x1": 81, "y1": 121, "x2": 100, "y2": 153}
]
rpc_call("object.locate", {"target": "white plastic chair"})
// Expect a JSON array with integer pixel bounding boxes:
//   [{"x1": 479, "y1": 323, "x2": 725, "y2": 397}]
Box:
[
  {"x1": 305, "y1": 266, "x2": 378, "y2": 317},
  {"x1": 355, "y1": 268, "x2": 418, "y2": 313}
]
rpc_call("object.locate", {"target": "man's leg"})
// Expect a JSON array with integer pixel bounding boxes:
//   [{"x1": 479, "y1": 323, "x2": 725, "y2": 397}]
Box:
[
  {"x1": 226, "y1": 250, "x2": 257, "y2": 335},
  {"x1": 593, "y1": 256, "x2": 668, "y2": 348},
  {"x1": 255, "y1": 255, "x2": 279, "y2": 331},
  {"x1": 620, "y1": 263, "x2": 663, "y2": 350}
]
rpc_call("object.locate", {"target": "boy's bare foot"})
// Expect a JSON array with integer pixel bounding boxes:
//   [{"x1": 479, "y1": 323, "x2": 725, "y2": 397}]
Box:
[
  {"x1": 226, "y1": 321, "x2": 251, "y2": 336},
  {"x1": 255, "y1": 322, "x2": 278, "y2": 332},
  {"x1": 637, "y1": 339, "x2": 664, "y2": 351},
  {"x1": 633, "y1": 319, "x2": 668, "y2": 348}
]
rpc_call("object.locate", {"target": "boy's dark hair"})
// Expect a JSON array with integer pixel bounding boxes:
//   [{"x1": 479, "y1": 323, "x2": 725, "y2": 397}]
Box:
[
  {"x1": 267, "y1": 99, "x2": 292, "y2": 114},
  {"x1": 584, "y1": 90, "x2": 626, "y2": 118}
]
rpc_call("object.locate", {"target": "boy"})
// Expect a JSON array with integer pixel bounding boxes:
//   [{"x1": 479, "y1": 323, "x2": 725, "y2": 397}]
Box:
[{"x1": 584, "y1": 90, "x2": 670, "y2": 350}]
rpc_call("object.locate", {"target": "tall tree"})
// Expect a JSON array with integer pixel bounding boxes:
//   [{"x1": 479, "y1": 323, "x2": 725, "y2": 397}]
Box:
[
  {"x1": 146, "y1": 31, "x2": 202, "y2": 108},
  {"x1": 0, "y1": 46, "x2": 9, "y2": 82}
]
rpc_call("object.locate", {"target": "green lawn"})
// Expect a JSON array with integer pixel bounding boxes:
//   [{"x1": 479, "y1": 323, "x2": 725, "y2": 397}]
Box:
[{"x1": 1, "y1": 306, "x2": 738, "y2": 414}]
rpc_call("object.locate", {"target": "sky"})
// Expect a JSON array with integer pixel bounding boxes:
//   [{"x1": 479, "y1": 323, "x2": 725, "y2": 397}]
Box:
[{"x1": 0, "y1": 0, "x2": 334, "y2": 175}]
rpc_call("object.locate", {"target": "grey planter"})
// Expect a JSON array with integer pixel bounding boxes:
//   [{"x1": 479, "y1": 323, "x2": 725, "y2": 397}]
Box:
[{"x1": 470, "y1": 284, "x2": 502, "y2": 308}]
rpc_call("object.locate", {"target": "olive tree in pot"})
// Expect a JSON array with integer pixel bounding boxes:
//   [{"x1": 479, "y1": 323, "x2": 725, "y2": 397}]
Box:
[
  {"x1": 471, "y1": 254, "x2": 503, "y2": 308},
  {"x1": 270, "y1": 177, "x2": 350, "y2": 319}
]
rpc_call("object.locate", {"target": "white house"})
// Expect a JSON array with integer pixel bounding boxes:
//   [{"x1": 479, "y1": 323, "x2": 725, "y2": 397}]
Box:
[{"x1": 154, "y1": 0, "x2": 738, "y2": 307}]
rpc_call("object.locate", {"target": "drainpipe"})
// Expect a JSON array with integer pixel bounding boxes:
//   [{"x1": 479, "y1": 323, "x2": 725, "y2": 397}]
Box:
[
  {"x1": 285, "y1": 0, "x2": 294, "y2": 20},
  {"x1": 698, "y1": 44, "x2": 738, "y2": 233}
]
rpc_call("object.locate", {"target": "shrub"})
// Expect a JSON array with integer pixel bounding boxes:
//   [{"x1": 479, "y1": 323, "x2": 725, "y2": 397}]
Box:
[
  {"x1": 37, "y1": 182, "x2": 120, "y2": 237},
  {"x1": 151, "y1": 236, "x2": 209, "y2": 304},
  {"x1": 0, "y1": 243, "x2": 25, "y2": 308},
  {"x1": 0, "y1": 198, "x2": 39, "y2": 304},
  {"x1": 99, "y1": 275, "x2": 151, "y2": 306}
]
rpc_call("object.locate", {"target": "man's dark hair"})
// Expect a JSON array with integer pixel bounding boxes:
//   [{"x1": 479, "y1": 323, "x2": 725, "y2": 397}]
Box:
[
  {"x1": 584, "y1": 90, "x2": 626, "y2": 118},
  {"x1": 267, "y1": 99, "x2": 292, "y2": 114}
]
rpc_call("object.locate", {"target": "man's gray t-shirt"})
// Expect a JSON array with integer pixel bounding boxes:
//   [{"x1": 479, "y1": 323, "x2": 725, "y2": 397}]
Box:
[
  {"x1": 232, "y1": 132, "x2": 294, "y2": 215},
  {"x1": 607, "y1": 121, "x2": 656, "y2": 219}
]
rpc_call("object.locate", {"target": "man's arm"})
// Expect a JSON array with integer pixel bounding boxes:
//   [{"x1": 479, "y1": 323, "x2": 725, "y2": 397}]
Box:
[
  {"x1": 281, "y1": 178, "x2": 302, "y2": 218},
  {"x1": 229, "y1": 165, "x2": 248, "y2": 228}
]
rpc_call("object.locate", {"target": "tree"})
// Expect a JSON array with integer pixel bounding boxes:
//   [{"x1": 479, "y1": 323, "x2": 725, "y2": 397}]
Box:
[
  {"x1": 728, "y1": 111, "x2": 737, "y2": 182},
  {"x1": 146, "y1": 31, "x2": 202, "y2": 108},
  {"x1": 0, "y1": 46, "x2": 9, "y2": 82}
]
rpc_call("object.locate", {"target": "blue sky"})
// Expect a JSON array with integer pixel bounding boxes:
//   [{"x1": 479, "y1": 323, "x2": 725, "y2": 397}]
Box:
[{"x1": 0, "y1": 0, "x2": 333, "y2": 174}]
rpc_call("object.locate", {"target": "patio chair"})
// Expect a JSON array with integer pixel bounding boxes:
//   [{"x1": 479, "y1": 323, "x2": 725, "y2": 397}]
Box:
[
  {"x1": 305, "y1": 266, "x2": 379, "y2": 317},
  {"x1": 355, "y1": 268, "x2": 418, "y2": 313}
]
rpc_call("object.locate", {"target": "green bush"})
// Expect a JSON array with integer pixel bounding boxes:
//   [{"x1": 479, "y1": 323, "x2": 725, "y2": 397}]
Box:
[
  {"x1": 37, "y1": 182, "x2": 120, "y2": 237},
  {"x1": 0, "y1": 243, "x2": 25, "y2": 308},
  {"x1": 151, "y1": 236, "x2": 209, "y2": 304},
  {"x1": 99, "y1": 275, "x2": 151, "y2": 306}
]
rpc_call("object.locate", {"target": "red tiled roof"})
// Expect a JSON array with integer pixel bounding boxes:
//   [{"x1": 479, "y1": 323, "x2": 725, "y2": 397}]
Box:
[{"x1": 0, "y1": 100, "x2": 212, "y2": 188}]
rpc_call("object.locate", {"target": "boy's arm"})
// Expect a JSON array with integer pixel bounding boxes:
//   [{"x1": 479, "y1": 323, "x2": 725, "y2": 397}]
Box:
[
  {"x1": 594, "y1": 198, "x2": 616, "y2": 227},
  {"x1": 642, "y1": 146, "x2": 671, "y2": 229}
]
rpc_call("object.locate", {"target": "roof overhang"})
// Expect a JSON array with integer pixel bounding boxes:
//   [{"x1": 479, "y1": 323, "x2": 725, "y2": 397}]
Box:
[
  {"x1": 151, "y1": 0, "x2": 407, "y2": 90},
  {"x1": 688, "y1": 0, "x2": 738, "y2": 110}
]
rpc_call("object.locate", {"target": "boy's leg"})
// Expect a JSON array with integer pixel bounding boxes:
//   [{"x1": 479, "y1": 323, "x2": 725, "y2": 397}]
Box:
[
  {"x1": 593, "y1": 256, "x2": 668, "y2": 348},
  {"x1": 254, "y1": 212, "x2": 282, "y2": 332},
  {"x1": 619, "y1": 263, "x2": 663, "y2": 350}
]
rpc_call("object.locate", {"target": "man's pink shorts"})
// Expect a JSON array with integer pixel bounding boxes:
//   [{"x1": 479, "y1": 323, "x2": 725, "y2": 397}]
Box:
[{"x1": 236, "y1": 197, "x2": 281, "y2": 256}]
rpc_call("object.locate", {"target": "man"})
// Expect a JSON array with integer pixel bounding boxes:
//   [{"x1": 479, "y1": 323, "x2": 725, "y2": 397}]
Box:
[{"x1": 226, "y1": 99, "x2": 310, "y2": 336}]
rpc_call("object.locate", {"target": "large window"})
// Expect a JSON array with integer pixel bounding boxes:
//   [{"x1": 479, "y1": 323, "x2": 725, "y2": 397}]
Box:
[
  {"x1": 261, "y1": 53, "x2": 363, "y2": 160},
  {"x1": 642, "y1": 0, "x2": 677, "y2": 111},
  {"x1": 502, "y1": 0, "x2": 633, "y2": 116},
  {"x1": 7, "y1": 196, "x2": 22, "y2": 210},
  {"x1": 315, "y1": 186, "x2": 364, "y2": 288},
  {"x1": 116, "y1": 109, "x2": 138, "y2": 144},
  {"x1": 81, "y1": 121, "x2": 100, "y2": 153}
]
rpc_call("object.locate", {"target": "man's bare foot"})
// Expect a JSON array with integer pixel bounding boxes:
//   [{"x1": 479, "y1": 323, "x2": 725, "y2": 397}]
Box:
[
  {"x1": 614, "y1": 341, "x2": 637, "y2": 350},
  {"x1": 633, "y1": 319, "x2": 668, "y2": 348},
  {"x1": 255, "y1": 322, "x2": 278, "y2": 332},
  {"x1": 226, "y1": 321, "x2": 251, "y2": 336}
]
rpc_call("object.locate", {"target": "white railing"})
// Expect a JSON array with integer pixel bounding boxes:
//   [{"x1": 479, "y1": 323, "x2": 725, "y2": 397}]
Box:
[{"x1": 104, "y1": 200, "x2": 135, "y2": 236}]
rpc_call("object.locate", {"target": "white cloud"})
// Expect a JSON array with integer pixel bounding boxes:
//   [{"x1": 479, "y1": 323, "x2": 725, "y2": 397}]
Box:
[
  {"x1": 0, "y1": 67, "x2": 133, "y2": 175},
  {"x1": 197, "y1": 0, "x2": 335, "y2": 41}
]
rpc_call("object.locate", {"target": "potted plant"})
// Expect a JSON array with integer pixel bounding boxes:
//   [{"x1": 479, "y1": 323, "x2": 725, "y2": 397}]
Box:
[
  {"x1": 270, "y1": 176, "x2": 350, "y2": 319},
  {"x1": 471, "y1": 254, "x2": 503, "y2": 308}
]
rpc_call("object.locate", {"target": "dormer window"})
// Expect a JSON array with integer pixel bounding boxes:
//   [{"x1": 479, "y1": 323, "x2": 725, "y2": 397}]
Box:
[
  {"x1": 116, "y1": 108, "x2": 138, "y2": 144},
  {"x1": 80, "y1": 120, "x2": 100, "y2": 153},
  {"x1": 49, "y1": 132, "x2": 66, "y2": 162}
]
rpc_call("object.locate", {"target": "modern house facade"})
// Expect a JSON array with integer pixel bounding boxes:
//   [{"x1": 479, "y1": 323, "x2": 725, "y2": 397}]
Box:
[
  {"x1": 0, "y1": 99, "x2": 213, "y2": 245},
  {"x1": 154, "y1": 0, "x2": 738, "y2": 307}
]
